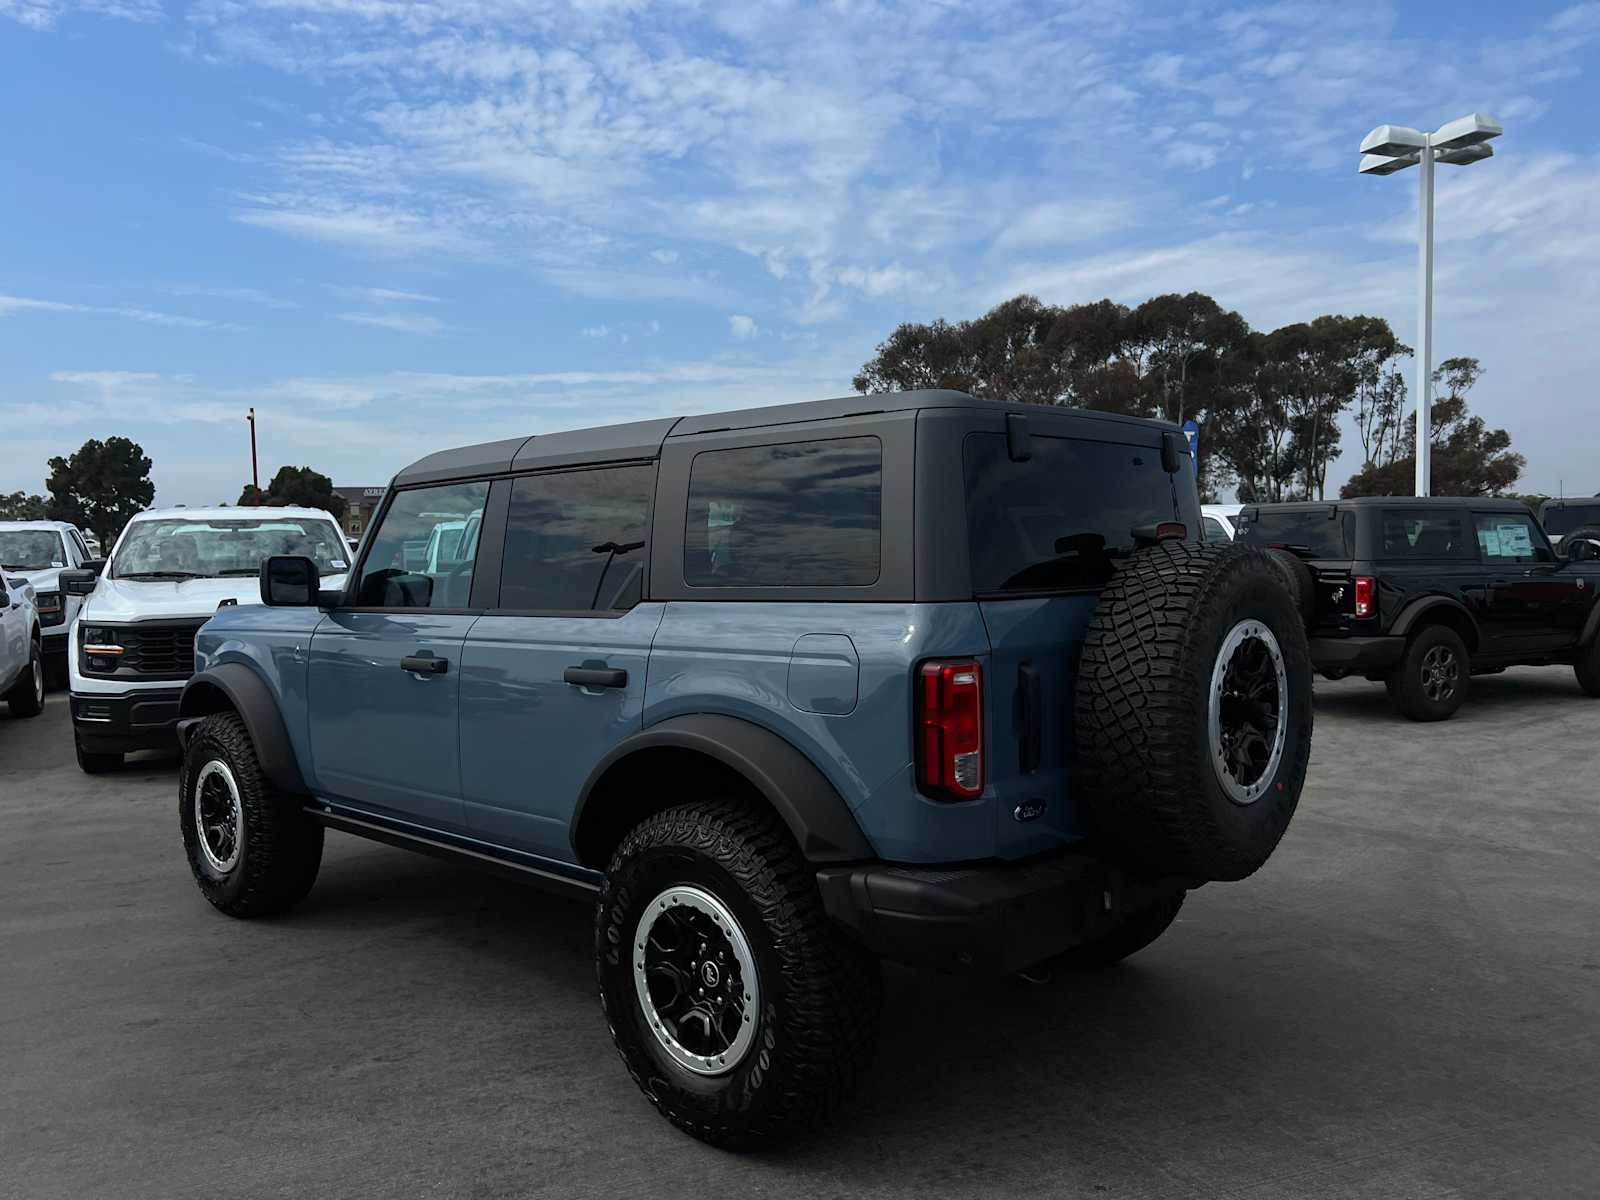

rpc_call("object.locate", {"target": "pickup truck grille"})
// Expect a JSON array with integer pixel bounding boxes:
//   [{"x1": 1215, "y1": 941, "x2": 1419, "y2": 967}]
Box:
[{"x1": 119, "y1": 622, "x2": 204, "y2": 679}]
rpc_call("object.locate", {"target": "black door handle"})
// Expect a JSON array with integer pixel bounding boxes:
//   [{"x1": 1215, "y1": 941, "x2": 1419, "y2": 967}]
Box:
[
  {"x1": 400, "y1": 653, "x2": 449, "y2": 675},
  {"x1": 564, "y1": 666, "x2": 627, "y2": 689}
]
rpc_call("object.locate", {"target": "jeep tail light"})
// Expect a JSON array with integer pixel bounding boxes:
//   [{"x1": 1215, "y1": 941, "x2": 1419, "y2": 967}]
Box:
[
  {"x1": 917, "y1": 660, "x2": 984, "y2": 800},
  {"x1": 1354, "y1": 576, "x2": 1375, "y2": 619}
]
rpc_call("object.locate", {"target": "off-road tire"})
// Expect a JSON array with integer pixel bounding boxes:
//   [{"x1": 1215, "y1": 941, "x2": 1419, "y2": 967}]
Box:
[
  {"x1": 596, "y1": 800, "x2": 880, "y2": 1149},
  {"x1": 1265, "y1": 549, "x2": 1316, "y2": 630},
  {"x1": 1573, "y1": 635, "x2": 1600, "y2": 697},
  {"x1": 75, "y1": 738, "x2": 122, "y2": 774},
  {"x1": 179, "y1": 712, "x2": 323, "y2": 918},
  {"x1": 5, "y1": 636, "x2": 45, "y2": 717},
  {"x1": 1385, "y1": 624, "x2": 1469, "y2": 721},
  {"x1": 1050, "y1": 892, "x2": 1186, "y2": 970},
  {"x1": 1075, "y1": 540, "x2": 1314, "y2": 882}
]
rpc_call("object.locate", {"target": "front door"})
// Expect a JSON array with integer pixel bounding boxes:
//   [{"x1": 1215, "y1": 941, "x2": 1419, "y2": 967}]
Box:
[
  {"x1": 1471, "y1": 510, "x2": 1569, "y2": 654},
  {"x1": 459, "y1": 462, "x2": 658, "y2": 861},
  {"x1": 308, "y1": 479, "x2": 491, "y2": 830}
]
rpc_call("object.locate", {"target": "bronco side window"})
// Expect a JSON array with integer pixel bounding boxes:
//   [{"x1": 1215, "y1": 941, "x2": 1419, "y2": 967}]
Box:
[
  {"x1": 499, "y1": 465, "x2": 653, "y2": 612},
  {"x1": 1474, "y1": 512, "x2": 1553, "y2": 565},
  {"x1": 354, "y1": 481, "x2": 491, "y2": 609}
]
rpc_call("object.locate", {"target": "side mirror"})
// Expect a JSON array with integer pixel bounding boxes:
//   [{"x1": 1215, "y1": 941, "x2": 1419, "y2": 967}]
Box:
[
  {"x1": 60, "y1": 564, "x2": 102, "y2": 596},
  {"x1": 260, "y1": 555, "x2": 319, "y2": 606}
]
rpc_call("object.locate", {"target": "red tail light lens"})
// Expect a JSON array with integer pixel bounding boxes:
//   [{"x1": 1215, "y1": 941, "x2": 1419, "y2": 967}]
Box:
[
  {"x1": 1354, "y1": 576, "x2": 1375, "y2": 618},
  {"x1": 916, "y1": 660, "x2": 984, "y2": 801}
]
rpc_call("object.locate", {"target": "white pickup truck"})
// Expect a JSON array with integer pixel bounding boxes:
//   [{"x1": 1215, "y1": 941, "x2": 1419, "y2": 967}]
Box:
[
  {"x1": 0, "y1": 520, "x2": 99, "y2": 676},
  {"x1": 0, "y1": 568, "x2": 45, "y2": 718}
]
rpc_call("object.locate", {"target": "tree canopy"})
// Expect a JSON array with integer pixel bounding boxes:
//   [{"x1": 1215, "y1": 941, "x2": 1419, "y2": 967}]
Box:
[
  {"x1": 45, "y1": 437, "x2": 156, "y2": 545},
  {"x1": 0, "y1": 492, "x2": 51, "y2": 521},
  {"x1": 853, "y1": 294, "x2": 1499, "y2": 502},
  {"x1": 239, "y1": 465, "x2": 348, "y2": 520}
]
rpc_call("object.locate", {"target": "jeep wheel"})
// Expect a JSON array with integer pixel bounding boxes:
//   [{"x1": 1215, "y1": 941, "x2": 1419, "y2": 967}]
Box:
[
  {"x1": 5, "y1": 636, "x2": 45, "y2": 718},
  {"x1": 1050, "y1": 892, "x2": 1186, "y2": 970},
  {"x1": 1385, "y1": 624, "x2": 1468, "y2": 721},
  {"x1": 75, "y1": 737, "x2": 122, "y2": 774},
  {"x1": 179, "y1": 712, "x2": 323, "y2": 918},
  {"x1": 1075, "y1": 540, "x2": 1314, "y2": 882},
  {"x1": 1573, "y1": 635, "x2": 1600, "y2": 698},
  {"x1": 596, "y1": 801, "x2": 879, "y2": 1148}
]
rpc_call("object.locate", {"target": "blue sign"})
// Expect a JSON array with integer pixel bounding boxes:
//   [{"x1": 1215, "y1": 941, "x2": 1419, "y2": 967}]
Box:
[{"x1": 1182, "y1": 419, "x2": 1199, "y2": 475}]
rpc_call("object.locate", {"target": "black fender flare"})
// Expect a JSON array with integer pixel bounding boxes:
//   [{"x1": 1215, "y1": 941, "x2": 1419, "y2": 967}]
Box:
[
  {"x1": 177, "y1": 663, "x2": 308, "y2": 795},
  {"x1": 571, "y1": 714, "x2": 874, "y2": 867},
  {"x1": 1390, "y1": 595, "x2": 1481, "y2": 650}
]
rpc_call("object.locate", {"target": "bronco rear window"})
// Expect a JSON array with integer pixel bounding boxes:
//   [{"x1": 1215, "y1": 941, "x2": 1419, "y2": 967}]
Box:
[
  {"x1": 1235, "y1": 508, "x2": 1354, "y2": 560},
  {"x1": 1542, "y1": 502, "x2": 1600, "y2": 536},
  {"x1": 962, "y1": 433, "x2": 1182, "y2": 594}
]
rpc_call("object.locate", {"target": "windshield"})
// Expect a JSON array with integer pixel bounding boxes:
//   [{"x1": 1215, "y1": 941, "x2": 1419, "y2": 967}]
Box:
[
  {"x1": 1235, "y1": 508, "x2": 1355, "y2": 560},
  {"x1": 1543, "y1": 502, "x2": 1600, "y2": 536},
  {"x1": 111, "y1": 517, "x2": 350, "y2": 579},
  {"x1": 0, "y1": 530, "x2": 67, "y2": 570}
]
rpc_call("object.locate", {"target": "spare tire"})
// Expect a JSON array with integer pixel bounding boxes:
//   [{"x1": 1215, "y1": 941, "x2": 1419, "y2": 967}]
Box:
[
  {"x1": 1074, "y1": 540, "x2": 1313, "y2": 882},
  {"x1": 1264, "y1": 548, "x2": 1315, "y2": 630}
]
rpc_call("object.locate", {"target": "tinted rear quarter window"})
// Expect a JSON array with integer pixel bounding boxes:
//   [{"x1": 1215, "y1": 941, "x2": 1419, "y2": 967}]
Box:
[
  {"x1": 684, "y1": 437, "x2": 882, "y2": 587},
  {"x1": 963, "y1": 433, "x2": 1180, "y2": 593},
  {"x1": 1377, "y1": 509, "x2": 1476, "y2": 560},
  {"x1": 1236, "y1": 509, "x2": 1354, "y2": 560},
  {"x1": 501, "y1": 464, "x2": 653, "y2": 611}
]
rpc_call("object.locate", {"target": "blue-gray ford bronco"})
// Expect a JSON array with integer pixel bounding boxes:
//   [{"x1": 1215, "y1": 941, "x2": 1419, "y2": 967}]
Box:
[{"x1": 175, "y1": 391, "x2": 1313, "y2": 1147}]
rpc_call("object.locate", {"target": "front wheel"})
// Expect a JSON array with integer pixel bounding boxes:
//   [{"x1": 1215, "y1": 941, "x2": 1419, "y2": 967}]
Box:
[
  {"x1": 5, "y1": 637, "x2": 45, "y2": 718},
  {"x1": 1386, "y1": 625, "x2": 1469, "y2": 721},
  {"x1": 179, "y1": 712, "x2": 323, "y2": 917},
  {"x1": 596, "y1": 801, "x2": 880, "y2": 1149}
]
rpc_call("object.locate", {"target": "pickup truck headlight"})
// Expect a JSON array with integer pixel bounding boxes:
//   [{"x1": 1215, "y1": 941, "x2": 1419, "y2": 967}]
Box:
[
  {"x1": 80, "y1": 624, "x2": 125, "y2": 673},
  {"x1": 37, "y1": 591, "x2": 65, "y2": 626}
]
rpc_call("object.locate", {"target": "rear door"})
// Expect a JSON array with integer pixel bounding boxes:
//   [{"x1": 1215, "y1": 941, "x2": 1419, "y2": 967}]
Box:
[
  {"x1": 307, "y1": 479, "x2": 491, "y2": 830},
  {"x1": 1472, "y1": 511, "x2": 1571, "y2": 654},
  {"x1": 962, "y1": 428, "x2": 1193, "y2": 857},
  {"x1": 458, "y1": 463, "x2": 660, "y2": 860}
]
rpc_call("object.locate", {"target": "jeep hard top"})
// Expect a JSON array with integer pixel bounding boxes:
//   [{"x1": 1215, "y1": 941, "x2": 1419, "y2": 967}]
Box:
[
  {"x1": 174, "y1": 391, "x2": 1314, "y2": 1147},
  {"x1": 1236, "y1": 496, "x2": 1600, "y2": 720}
]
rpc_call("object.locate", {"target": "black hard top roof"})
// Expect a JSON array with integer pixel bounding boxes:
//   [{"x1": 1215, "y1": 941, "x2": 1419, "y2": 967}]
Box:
[
  {"x1": 393, "y1": 390, "x2": 1176, "y2": 486},
  {"x1": 1245, "y1": 496, "x2": 1531, "y2": 512}
]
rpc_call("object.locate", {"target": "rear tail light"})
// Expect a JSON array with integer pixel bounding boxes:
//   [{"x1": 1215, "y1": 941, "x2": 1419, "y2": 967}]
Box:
[
  {"x1": 916, "y1": 659, "x2": 984, "y2": 801},
  {"x1": 1354, "y1": 576, "x2": 1375, "y2": 619}
]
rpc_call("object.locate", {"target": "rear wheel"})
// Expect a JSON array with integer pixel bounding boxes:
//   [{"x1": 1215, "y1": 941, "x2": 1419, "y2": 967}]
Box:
[
  {"x1": 1385, "y1": 624, "x2": 1468, "y2": 721},
  {"x1": 1050, "y1": 892, "x2": 1186, "y2": 970},
  {"x1": 1574, "y1": 636, "x2": 1600, "y2": 698},
  {"x1": 5, "y1": 637, "x2": 45, "y2": 718},
  {"x1": 596, "y1": 800, "x2": 879, "y2": 1149},
  {"x1": 179, "y1": 712, "x2": 323, "y2": 917}
]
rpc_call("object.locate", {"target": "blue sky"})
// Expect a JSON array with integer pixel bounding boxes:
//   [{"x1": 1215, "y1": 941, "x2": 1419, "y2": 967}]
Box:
[{"x1": 2, "y1": 0, "x2": 1598, "y2": 505}]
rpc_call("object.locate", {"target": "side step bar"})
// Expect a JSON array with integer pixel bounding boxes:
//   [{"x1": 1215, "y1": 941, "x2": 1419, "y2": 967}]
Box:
[{"x1": 306, "y1": 806, "x2": 602, "y2": 900}]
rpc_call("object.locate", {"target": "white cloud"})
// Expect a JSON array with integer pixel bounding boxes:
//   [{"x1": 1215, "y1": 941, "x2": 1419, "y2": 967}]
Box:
[
  {"x1": 326, "y1": 285, "x2": 440, "y2": 304},
  {"x1": 649, "y1": 249, "x2": 679, "y2": 265},
  {"x1": 579, "y1": 324, "x2": 609, "y2": 338},
  {"x1": 0, "y1": 293, "x2": 242, "y2": 330},
  {"x1": 334, "y1": 310, "x2": 445, "y2": 335},
  {"x1": 728, "y1": 314, "x2": 757, "y2": 339},
  {"x1": 158, "y1": 284, "x2": 297, "y2": 309},
  {"x1": 1, "y1": 0, "x2": 161, "y2": 31}
]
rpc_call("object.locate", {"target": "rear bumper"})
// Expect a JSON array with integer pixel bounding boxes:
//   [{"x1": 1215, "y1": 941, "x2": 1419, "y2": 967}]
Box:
[
  {"x1": 815, "y1": 849, "x2": 1187, "y2": 975},
  {"x1": 1310, "y1": 635, "x2": 1404, "y2": 678},
  {"x1": 70, "y1": 687, "x2": 185, "y2": 752}
]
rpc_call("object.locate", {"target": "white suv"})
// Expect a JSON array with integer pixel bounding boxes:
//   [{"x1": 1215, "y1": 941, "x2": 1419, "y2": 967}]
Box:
[
  {"x1": 62, "y1": 506, "x2": 349, "y2": 772},
  {"x1": 1, "y1": 569, "x2": 45, "y2": 718},
  {"x1": 0, "y1": 520, "x2": 98, "y2": 676}
]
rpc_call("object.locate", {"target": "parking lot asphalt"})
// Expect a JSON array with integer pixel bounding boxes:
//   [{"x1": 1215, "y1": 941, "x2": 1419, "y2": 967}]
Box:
[{"x1": 2, "y1": 670, "x2": 1598, "y2": 1200}]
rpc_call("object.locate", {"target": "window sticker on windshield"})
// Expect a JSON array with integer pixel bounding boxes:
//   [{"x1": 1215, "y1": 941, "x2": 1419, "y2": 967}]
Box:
[
  {"x1": 331, "y1": 559, "x2": 347, "y2": 570},
  {"x1": 1478, "y1": 528, "x2": 1500, "y2": 556},
  {"x1": 52, "y1": 560, "x2": 64, "y2": 567},
  {"x1": 1497, "y1": 523, "x2": 1533, "y2": 557}
]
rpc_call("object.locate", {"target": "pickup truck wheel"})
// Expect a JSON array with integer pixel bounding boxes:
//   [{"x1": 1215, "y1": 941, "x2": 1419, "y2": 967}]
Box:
[
  {"x1": 1050, "y1": 892, "x2": 1186, "y2": 970},
  {"x1": 596, "y1": 801, "x2": 880, "y2": 1149},
  {"x1": 75, "y1": 738, "x2": 122, "y2": 774},
  {"x1": 1574, "y1": 636, "x2": 1600, "y2": 697},
  {"x1": 179, "y1": 712, "x2": 323, "y2": 918},
  {"x1": 1076, "y1": 540, "x2": 1314, "y2": 883},
  {"x1": 1385, "y1": 624, "x2": 1468, "y2": 721},
  {"x1": 5, "y1": 637, "x2": 45, "y2": 717}
]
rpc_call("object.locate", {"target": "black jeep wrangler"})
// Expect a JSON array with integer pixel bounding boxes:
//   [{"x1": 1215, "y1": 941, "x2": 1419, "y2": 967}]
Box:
[{"x1": 1235, "y1": 497, "x2": 1600, "y2": 720}]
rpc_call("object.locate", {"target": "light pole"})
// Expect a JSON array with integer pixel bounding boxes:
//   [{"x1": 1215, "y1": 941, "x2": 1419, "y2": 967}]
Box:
[
  {"x1": 1359, "y1": 112, "x2": 1502, "y2": 497},
  {"x1": 246, "y1": 408, "x2": 260, "y2": 504}
]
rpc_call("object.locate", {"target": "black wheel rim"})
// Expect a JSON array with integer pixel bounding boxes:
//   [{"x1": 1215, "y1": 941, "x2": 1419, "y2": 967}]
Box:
[
  {"x1": 1421, "y1": 644, "x2": 1459, "y2": 702},
  {"x1": 194, "y1": 760, "x2": 242, "y2": 872},
  {"x1": 1208, "y1": 620, "x2": 1288, "y2": 805},
  {"x1": 633, "y1": 886, "x2": 759, "y2": 1076}
]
